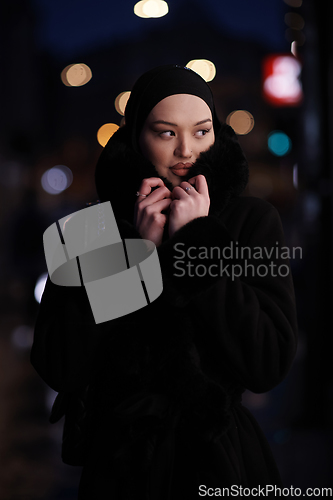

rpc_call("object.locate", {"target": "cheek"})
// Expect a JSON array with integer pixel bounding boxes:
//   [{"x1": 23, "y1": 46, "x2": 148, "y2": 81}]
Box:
[
  {"x1": 139, "y1": 130, "x2": 164, "y2": 162},
  {"x1": 148, "y1": 143, "x2": 170, "y2": 166}
]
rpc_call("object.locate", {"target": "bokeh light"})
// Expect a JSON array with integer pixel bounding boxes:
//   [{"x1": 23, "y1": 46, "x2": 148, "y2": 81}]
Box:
[
  {"x1": 143, "y1": 0, "x2": 167, "y2": 17},
  {"x1": 97, "y1": 123, "x2": 119, "y2": 147},
  {"x1": 226, "y1": 110, "x2": 255, "y2": 135},
  {"x1": 11, "y1": 325, "x2": 34, "y2": 349},
  {"x1": 283, "y1": 0, "x2": 302, "y2": 7},
  {"x1": 293, "y1": 164, "x2": 298, "y2": 189},
  {"x1": 268, "y1": 131, "x2": 292, "y2": 156},
  {"x1": 34, "y1": 273, "x2": 48, "y2": 303},
  {"x1": 115, "y1": 91, "x2": 131, "y2": 116},
  {"x1": 263, "y1": 55, "x2": 303, "y2": 106},
  {"x1": 284, "y1": 12, "x2": 305, "y2": 30},
  {"x1": 61, "y1": 63, "x2": 92, "y2": 87},
  {"x1": 134, "y1": 0, "x2": 169, "y2": 18},
  {"x1": 186, "y1": 59, "x2": 216, "y2": 82},
  {"x1": 41, "y1": 165, "x2": 73, "y2": 195},
  {"x1": 61, "y1": 64, "x2": 73, "y2": 87},
  {"x1": 291, "y1": 41, "x2": 298, "y2": 57},
  {"x1": 134, "y1": 2, "x2": 149, "y2": 18}
]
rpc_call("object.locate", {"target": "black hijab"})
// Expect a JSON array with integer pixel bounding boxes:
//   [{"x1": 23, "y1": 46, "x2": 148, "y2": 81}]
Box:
[
  {"x1": 124, "y1": 64, "x2": 221, "y2": 151},
  {"x1": 95, "y1": 65, "x2": 248, "y2": 222}
]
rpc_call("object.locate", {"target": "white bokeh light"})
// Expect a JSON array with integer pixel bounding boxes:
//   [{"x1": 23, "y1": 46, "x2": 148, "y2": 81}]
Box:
[
  {"x1": 41, "y1": 165, "x2": 73, "y2": 195},
  {"x1": 11, "y1": 325, "x2": 34, "y2": 349},
  {"x1": 186, "y1": 59, "x2": 216, "y2": 82},
  {"x1": 134, "y1": 0, "x2": 168, "y2": 18},
  {"x1": 34, "y1": 273, "x2": 48, "y2": 303},
  {"x1": 114, "y1": 91, "x2": 131, "y2": 116}
]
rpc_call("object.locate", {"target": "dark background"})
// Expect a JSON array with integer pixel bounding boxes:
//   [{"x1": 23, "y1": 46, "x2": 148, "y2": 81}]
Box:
[{"x1": 0, "y1": 0, "x2": 332, "y2": 498}]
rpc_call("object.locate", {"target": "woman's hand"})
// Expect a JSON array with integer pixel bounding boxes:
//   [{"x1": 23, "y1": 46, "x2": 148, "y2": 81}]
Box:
[
  {"x1": 134, "y1": 177, "x2": 172, "y2": 247},
  {"x1": 168, "y1": 175, "x2": 210, "y2": 238}
]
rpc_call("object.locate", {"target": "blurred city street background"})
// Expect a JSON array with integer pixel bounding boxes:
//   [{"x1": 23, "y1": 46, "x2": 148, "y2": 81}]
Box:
[{"x1": 0, "y1": 0, "x2": 333, "y2": 498}]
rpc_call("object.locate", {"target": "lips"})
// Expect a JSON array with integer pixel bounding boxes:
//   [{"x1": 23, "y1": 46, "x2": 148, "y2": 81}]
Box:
[{"x1": 169, "y1": 162, "x2": 193, "y2": 177}]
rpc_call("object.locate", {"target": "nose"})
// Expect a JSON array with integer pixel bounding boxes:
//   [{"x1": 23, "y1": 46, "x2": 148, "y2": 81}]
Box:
[{"x1": 174, "y1": 135, "x2": 193, "y2": 159}]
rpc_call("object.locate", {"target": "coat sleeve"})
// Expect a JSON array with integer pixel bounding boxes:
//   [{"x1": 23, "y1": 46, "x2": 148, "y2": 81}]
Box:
[
  {"x1": 157, "y1": 199, "x2": 298, "y2": 393},
  {"x1": 30, "y1": 277, "x2": 102, "y2": 392}
]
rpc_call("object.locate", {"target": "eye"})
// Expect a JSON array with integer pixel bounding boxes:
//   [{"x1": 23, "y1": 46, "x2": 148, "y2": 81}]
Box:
[
  {"x1": 159, "y1": 130, "x2": 175, "y2": 137},
  {"x1": 196, "y1": 128, "x2": 211, "y2": 137}
]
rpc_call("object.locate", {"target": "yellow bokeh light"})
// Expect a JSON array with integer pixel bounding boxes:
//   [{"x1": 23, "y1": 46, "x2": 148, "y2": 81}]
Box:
[
  {"x1": 61, "y1": 63, "x2": 92, "y2": 87},
  {"x1": 61, "y1": 64, "x2": 73, "y2": 86},
  {"x1": 114, "y1": 91, "x2": 131, "y2": 116},
  {"x1": 134, "y1": 0, "x2": 168, "y2": 18},
  {"x1": 186, "y1": 59, "x2": 216, "y2": 82},
  {"x1": 226, "y1": 110, "x2": 255, "y2": 135},
  {"x1": 97, "y1": 123, "x2": 119, "y2": 147}
]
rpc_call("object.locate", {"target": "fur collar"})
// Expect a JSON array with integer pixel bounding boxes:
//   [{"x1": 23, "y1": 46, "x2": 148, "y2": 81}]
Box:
[{"x1": 95, "y1": 123, "x2": 249, "y2": 224}]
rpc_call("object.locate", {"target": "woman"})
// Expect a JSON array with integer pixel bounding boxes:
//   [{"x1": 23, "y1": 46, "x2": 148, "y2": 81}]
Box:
[{"x1": 31, "y1": 65, "x2": 297, "y2": 499}]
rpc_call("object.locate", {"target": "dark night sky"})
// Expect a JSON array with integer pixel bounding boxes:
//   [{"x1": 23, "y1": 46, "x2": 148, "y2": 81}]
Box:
[{"x1": 30, "y1": 0, "x2": 290, "y2": 59}]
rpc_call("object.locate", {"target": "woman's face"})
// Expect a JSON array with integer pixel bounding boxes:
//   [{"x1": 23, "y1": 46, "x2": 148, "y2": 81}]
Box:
[{"x1": 139, "y1": 94, "x2": 215, "y2": 187}]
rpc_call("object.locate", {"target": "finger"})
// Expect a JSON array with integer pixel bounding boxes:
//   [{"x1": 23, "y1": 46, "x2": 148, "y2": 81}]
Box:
[
  {"x1": 136, "y1": 180, "x2": 171, "y2": 209},
  {"x1": 150, "y1": 197, "x2": 172, "y2": 214},
  {"x1": 137, "y1": 177, "x2": 166, "y2": 198},
  {"x1": 141, "y1": 198, "x2": 172, "y2": 223},
  {"x1": 179, "y1": 181, "x2": 198, "y2": 196},
  {"x1": 135, "y1": 195, "x2": 171, "y2": 228},
  {"x1": 175, "y1": 181, "x2": 198, "y2": 196},
  {"x1": 171, "y1": 185, "x2": 191, "y2": 200},
  {"x1": 137, "y1": 187, "x2": 172, "y2": 214},
  {"x1": 188, "y1": 175, "x2": 209, "y2": 196}
]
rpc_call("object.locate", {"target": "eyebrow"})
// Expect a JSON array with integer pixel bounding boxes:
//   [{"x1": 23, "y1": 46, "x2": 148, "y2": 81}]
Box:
[{"x1": 151, "y1": 118, "x2": 212, "y2": 127}]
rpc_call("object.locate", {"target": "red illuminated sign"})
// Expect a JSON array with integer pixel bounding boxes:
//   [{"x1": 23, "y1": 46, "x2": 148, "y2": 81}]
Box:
[{"x1": 262, "y1": 54, "x2": 303, "y2": 106}]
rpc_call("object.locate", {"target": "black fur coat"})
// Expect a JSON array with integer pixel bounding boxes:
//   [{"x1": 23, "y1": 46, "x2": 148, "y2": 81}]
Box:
[{"x1": 32, "y1": 124, "x2": 298, "y2": 499}]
